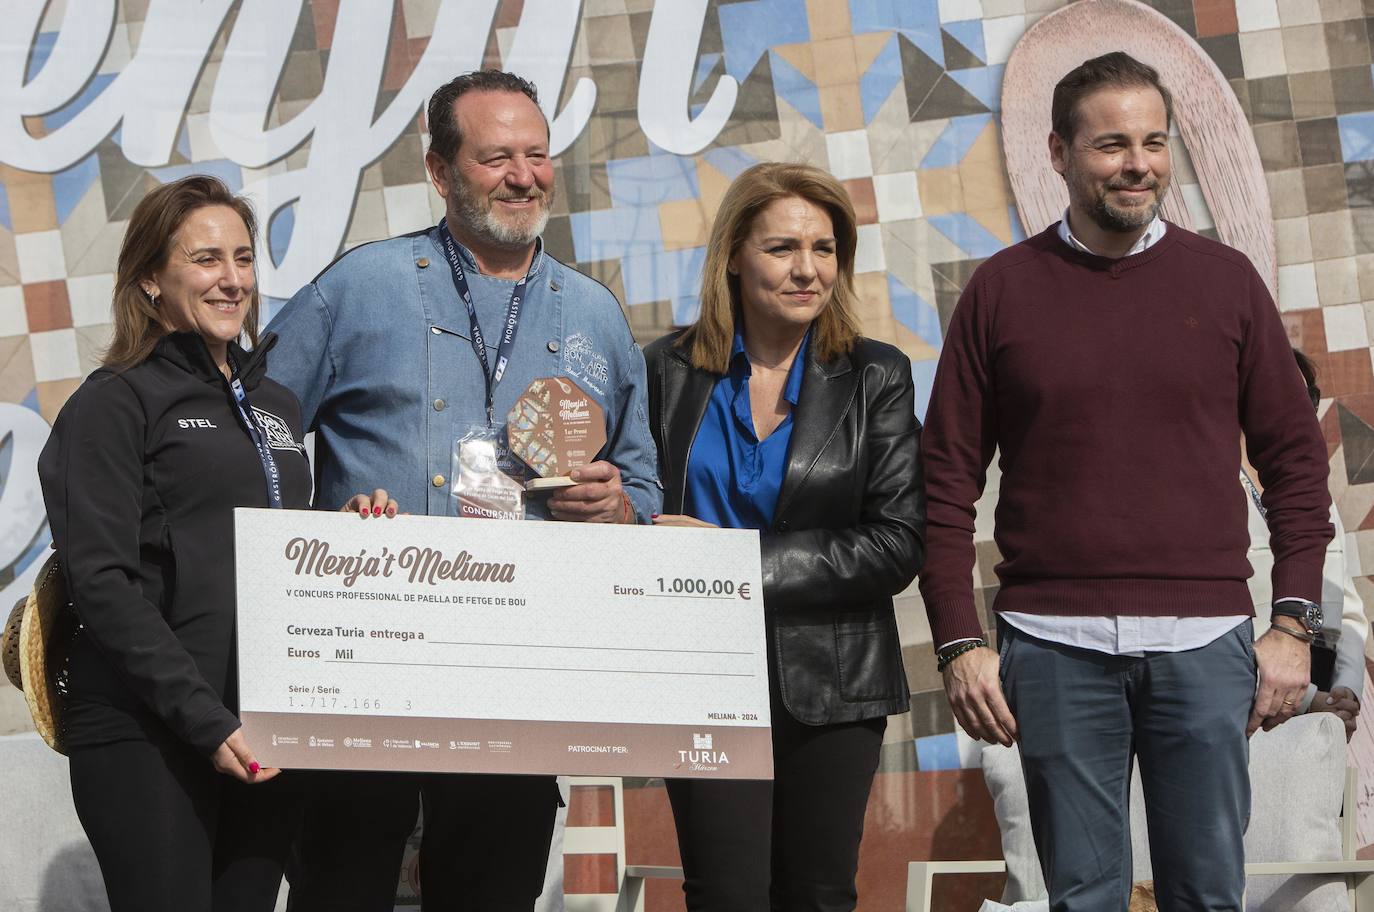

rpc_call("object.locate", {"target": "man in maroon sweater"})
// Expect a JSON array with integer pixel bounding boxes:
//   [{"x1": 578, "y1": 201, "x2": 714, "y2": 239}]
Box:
[{"x1": 919, "y1": 52, "x2": 1333, "y2": 911}]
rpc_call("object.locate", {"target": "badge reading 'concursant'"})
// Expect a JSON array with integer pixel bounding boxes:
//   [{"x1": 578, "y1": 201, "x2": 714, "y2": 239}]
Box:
[{"x1": 507, "y1": 377, "x2": 607, "y2": 491}]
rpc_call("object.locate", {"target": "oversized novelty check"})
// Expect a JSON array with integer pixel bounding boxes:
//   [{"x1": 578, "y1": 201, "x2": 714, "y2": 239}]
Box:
[{"x1": 235, "y1": 509, "x2": 772, "y2": 779}]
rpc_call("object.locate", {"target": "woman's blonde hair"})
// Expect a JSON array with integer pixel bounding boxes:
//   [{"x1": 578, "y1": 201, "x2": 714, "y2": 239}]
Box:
[
  {"x1": 679, "y1": 162, "x2": 862, "y2": 373},
  {"x1": 104, "y1": 175, "x2": 261, "y2": 369}
]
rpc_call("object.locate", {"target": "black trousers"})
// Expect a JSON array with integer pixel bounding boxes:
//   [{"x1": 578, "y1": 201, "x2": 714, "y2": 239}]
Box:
[
  {"x1": 664, "y1": 689, "x2": 886, "y2": 912},
  {"x1": 286, "y1": 771, "x2": 561, "y2": 912},
  {"x1": 68, "y1": 736, "x2": 302, "y2": 912}
]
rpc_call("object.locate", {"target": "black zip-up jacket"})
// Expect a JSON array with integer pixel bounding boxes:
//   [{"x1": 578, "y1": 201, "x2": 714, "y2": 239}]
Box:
[
  {"x1": 644, "y1": 331, "x2": 926, "y2": 725},
  {"x1": 38, "y1": 332, "x2": 313, "y2": 755}
]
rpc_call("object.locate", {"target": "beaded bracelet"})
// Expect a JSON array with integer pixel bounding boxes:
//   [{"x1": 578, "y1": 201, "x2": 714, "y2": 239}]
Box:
[{"x1": 936, "y1": 638, "x2": 988, "y2": 672}]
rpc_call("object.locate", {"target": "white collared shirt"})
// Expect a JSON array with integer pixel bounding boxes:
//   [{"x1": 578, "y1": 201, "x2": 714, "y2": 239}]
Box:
[{"x1": 1056, "y1": 207, "x2": 1166, "y2": 257}]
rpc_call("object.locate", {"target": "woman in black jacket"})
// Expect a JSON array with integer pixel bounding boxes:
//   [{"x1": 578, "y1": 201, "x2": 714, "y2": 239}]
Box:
[
  {"x1": 645, "y1": 162, "x2": 926, "y2": 910},
  {"x1": 37, "y1": 176, "x2": 343, "y2": 912}
]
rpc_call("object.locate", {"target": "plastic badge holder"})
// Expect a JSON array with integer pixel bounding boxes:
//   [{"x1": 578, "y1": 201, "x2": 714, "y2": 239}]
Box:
[{"x1": 451, "y1": 428, "x2": 525, "y2": 520}]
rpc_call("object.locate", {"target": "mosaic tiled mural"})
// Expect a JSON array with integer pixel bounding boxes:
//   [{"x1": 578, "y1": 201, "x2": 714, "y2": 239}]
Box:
[{"x1": 7, "y1": 0, "x2": 1374, "y2": 909}]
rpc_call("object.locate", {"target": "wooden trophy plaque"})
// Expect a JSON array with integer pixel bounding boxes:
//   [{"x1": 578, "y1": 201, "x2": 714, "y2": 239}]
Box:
[{"x1": 507, "y1": 377, "x2": 607, "y2": 491}]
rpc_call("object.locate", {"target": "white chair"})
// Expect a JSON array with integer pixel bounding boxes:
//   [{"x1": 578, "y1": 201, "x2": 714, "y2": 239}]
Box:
[
  {"x1": 618, "y1": 865, "x2": 685, "y2": 912},
  {"x1": 562, "y1": 775, "x2": 683, "y2": 912},
  {"x1": 906, "y1": 714, "x2": 1374, "y2": 911}
]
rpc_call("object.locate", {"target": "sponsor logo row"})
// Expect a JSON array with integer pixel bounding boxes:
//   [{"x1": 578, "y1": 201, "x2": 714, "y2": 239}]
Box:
[
  {"x1": 268, "y1": 732, "x2": 730, "y2": 768},
  {"x1": 271, "y1": 733, "x2": 510, "y2": 752}
]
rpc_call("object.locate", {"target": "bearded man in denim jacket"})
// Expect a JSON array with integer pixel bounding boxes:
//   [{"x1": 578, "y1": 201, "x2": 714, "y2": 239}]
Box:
[{"x1": 266, "y1": 70, "x2": 661, "y2": 911}]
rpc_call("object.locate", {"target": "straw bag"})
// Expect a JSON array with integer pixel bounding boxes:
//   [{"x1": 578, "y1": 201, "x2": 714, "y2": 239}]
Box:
[{"x1": 0, "y1": 554, "x2": 72, "y2": 753}]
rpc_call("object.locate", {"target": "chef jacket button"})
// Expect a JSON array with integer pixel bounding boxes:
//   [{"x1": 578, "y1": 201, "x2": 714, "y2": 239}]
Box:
[
  {"x1": 431, "y1": 326, "x2": 441, "y2": 334},
  {"x1": 547, "y1": 340, "x2": 560, "y2": 353},
  {"x1": 434, "y1": 399, "x2": 446, "y2": 411},
  {"x1": 417, "y1": 257, "x2": 430, "y2": 268},
  {"x1": 432, "y1": 474, "x2": 446, "y2": 487}
]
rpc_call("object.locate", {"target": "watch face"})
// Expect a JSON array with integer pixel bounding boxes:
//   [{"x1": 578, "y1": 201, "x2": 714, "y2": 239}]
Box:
[{"x1": 1305, "y1": 603, "x2": 1324, "y2": 634}]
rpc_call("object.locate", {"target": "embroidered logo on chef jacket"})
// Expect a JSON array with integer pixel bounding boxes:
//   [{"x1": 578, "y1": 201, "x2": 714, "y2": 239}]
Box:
[
  {"x1": 252, "y1": 407, "x2": 306, "y2": 454},
  {"x1": 177, "y1": 418, "x2": 219, "y2": 428},
  {"x1": 562, "y1": 332, "x2": 609, "y2": 395}
]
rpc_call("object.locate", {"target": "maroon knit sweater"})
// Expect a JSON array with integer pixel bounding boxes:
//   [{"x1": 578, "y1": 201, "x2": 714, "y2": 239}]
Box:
[{"x1": 919, "y1": 223, "x2": 1333, "y2": 647}]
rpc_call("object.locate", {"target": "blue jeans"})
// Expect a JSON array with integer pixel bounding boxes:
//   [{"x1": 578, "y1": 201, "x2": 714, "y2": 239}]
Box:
[{"x1": 999, "y1": 619, "x2": 1256, "y2": 912}]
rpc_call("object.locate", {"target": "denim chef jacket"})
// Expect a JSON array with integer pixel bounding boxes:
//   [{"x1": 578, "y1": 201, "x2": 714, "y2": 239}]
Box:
[{"x1": 265, "y1": 226, "x2": 662, "y2": 521}]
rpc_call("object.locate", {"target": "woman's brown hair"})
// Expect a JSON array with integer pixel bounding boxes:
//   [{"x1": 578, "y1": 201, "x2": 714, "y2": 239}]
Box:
[
  {"x1": 679, "y1": 162, "x2": 863, "y2": 374},
  {"x1": 104, "y1": 175, "x2": 261, "y2": 369}
]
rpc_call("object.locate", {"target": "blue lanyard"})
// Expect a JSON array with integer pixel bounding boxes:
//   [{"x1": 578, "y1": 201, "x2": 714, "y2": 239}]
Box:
[
  {"x1": 437, "y1": 219, "x2": 532, "y2": 426},
  {"x1": 227, "y1": 358, "x2": 283, "y2": 509}
]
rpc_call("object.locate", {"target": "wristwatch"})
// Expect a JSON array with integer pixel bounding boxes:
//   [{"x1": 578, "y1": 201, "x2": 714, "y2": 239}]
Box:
[{"x1": 1271, "y1": 599, "x2": 1323, "y2": 638}]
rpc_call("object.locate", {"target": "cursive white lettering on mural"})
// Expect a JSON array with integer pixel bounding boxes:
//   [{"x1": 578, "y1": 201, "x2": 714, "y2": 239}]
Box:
[
  {"x1": 213, "y1": 0, "x2": 439, "y2": 296},
  {"x1": 505, "y1": 0, "x2": 597, "y2": 154},
  {"x1": 0, "y1": 405, "x2": 54, "y2": 615},
  {"x1": 0, "y1": 0, "x2": 237, "y2": 170},
  {"x1": 638, "y1": 0, "x2": 738, "y2": 155},
  {"x1": 0, "y1": 0, "x2": 736, "y2": 296}
]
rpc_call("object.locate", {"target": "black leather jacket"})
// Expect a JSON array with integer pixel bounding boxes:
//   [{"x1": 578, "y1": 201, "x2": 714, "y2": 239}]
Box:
[{"x1": 644, "y1": 331, "x2": 926, "y2": 725}]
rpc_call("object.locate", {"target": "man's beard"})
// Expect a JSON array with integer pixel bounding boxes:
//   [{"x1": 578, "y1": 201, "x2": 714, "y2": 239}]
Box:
[
  {"x1": 1068, "y1": 158, "x2": 1166, "y2": 233},
  {"x1": 451, "y1": 175, "x2": 552, "y2": 248}
]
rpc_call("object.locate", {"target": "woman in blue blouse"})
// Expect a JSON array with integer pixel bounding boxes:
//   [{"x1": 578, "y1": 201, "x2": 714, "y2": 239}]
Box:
[{"x1": 643, "y1": 162, "x2": 926, "y2": 911}]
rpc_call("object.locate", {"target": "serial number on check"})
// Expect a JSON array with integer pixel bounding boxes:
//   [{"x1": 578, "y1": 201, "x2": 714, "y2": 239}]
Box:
[
  {"x1": 285, "y1": 691, "x2": 410, "y2": 712},
  {"x1": 281, "y1": 697, "x2": 403, "y2": 714}
]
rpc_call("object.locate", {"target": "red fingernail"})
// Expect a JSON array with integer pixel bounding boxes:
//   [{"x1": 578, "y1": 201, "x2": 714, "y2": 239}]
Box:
[
  {"x1": 360, "y1": 509, "x2": 368, "y2": 519},
  {"x1": 249, "y1": 762, "x2": 260, "y2": 774},
  {"x1": 651, "y1": 513, "x2": 659, "y2": 519},
  {"x1": 387, "y1": 507, "x2": 396, "y2": 516},
  {"x1": 372, "y1": 506, "x2": 382, "y2": 516}
]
